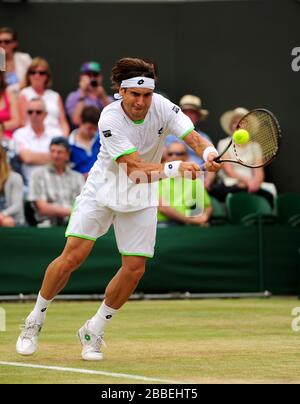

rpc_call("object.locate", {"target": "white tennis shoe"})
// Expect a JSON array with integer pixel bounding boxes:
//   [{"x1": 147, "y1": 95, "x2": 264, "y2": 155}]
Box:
[
  {"x1": 16, "y1": 318, "x2": 42, "y2": 355},
  {"x1": 77, "y1": 320, "x2": 106, "y2": 361}
]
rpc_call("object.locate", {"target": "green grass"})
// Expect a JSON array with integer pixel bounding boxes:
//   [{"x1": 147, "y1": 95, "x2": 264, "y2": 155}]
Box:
[{"x1": 1, "y1": 298, "x2": 300, "y2": 384}]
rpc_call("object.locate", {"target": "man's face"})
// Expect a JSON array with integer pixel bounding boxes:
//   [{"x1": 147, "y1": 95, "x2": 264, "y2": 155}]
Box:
[
  {"x1": 166, "y1": 143, "x2": 188, "y2": 162},
  {"x1": 81, "y1": 72, "x2": 103, "y2": 87},
  {"x1": 182, "y1": 108, "x2": 201, "y2": 126},
  {"x1": 81, "y1": 122, "x2": 98, "y2": 138},
  {"x1": 120, "y1": 88, "x2": 153, "y2": 121},
  {"x1": 50, "y1": 144, "x2": 70, "y2": 167},
  {"x1": 27, "y1": 100, "x2": 47, "y2": 125}
]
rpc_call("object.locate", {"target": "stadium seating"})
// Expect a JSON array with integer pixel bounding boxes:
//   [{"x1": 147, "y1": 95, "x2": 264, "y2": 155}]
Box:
[
  {"x1": 275, "y1": 193, "x2": 300, "y2": 226},
  {"x1": 210, "y1": 196, "x2": 228, "y2": 225},
  {"x1": 226, "y1": 192, "x2": 277, "y2": 225}
]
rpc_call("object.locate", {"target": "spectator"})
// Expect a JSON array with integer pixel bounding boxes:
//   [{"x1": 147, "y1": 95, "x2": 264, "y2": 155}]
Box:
[
  {"x1": 165, "y1": 95, "x2": 210, "y2": 163},
  {"x1": 28, "y1": 136, "x2": 85, "y2": 226},
  {"x1": 0, "y1": 71, "x2": 20, "y2": 140},
  {"x1": 65, "y1": 61, "x2": 113, "y2": 128},
  {"x1": 19, "y1": 57, "x2": 69, "y2": 135},
  {"x1": 0, "y1": 145, "x2": 24, "y2": 227},
  {"x1": 14, "y1": 97, "x2": 62, "y2": 185},
  {"x1": 0, "y1": 27, "x2": 32, "y2": 93},
  {"x1": 158, "y1": 142, "x2": 212, "y2": 226},
  {"x1": 209, "y1": 107, "x2": 276, "y2": 205},
  {"x1": 69, "y1": 106, "x2": 100, "y2": 178}
]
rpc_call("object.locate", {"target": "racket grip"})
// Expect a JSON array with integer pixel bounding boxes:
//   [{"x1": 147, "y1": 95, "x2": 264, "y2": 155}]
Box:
[{"x1": 200, "y1": 162, "x2": 207, "y2": 172}]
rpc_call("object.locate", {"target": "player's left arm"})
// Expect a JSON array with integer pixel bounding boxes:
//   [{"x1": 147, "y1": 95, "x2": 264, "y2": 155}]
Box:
[{"x1": 183, "y1": 130, "x2": 222, "y2": 172}]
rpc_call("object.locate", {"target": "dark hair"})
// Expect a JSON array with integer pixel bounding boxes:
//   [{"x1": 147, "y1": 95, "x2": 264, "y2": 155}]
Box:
[
  {"x1": 80, "y1": 106, "x2": 100, "y2": 126},
  {"x1": 0, "y1": 71, "x2": 7, "y2": 96},
  {"x1": 111, "y1": 57, "x2": 157, "y2": 92},
  {"x1": 50, "y1": 136, "x2": 70, "y2": 152},
  {"x1": 0, "y1": 27, "x2": 18, "y2": 51}
]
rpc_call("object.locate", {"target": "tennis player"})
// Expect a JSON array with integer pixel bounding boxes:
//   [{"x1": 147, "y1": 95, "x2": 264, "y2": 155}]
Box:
[{"x1": 16, "y1": 57, "x2": 221, "y2": 361}]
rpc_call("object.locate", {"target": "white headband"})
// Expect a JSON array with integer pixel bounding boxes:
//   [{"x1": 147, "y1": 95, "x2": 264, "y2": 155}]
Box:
[{"x1": 120, "y1": 76, "x2": 155, "y2": 90}]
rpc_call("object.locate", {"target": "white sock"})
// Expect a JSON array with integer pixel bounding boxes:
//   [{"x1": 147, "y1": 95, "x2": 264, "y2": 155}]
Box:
[
  {"x1": 88, "y1": 301, "x2": 118, "y2": 336},
  {"x1": 28, "y1": 292, "x2": 53, "y2": 324}
]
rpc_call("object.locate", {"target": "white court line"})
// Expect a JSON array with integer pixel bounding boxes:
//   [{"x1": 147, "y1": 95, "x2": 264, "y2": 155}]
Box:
[{"x1": 0, "y1": 361, "x2": 180, "y2": 384}]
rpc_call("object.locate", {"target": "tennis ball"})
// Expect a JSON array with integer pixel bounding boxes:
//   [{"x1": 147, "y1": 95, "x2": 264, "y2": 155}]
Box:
[{"x1": 233, "y1": 129, "x2": 250, "y2": 145}]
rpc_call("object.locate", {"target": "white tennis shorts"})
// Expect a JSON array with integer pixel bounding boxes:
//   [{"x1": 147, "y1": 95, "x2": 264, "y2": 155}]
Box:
[{"x1": 65, "y1": 196, "x2": 157, "y2": 258}]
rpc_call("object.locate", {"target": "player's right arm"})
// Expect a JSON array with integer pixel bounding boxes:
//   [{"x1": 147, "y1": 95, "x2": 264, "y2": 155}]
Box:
[{"x1": 116, "y1": 151, "x2": 200, "y2": 183}]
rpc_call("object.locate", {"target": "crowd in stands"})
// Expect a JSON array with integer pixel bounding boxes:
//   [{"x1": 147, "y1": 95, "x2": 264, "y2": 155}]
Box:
[{"x1": 0, "y1": 26, "x2": 278, "y2": 228}]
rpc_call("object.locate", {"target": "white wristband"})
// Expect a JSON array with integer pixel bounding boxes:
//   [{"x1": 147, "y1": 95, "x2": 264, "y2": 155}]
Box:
[
  {"x1": 203, "y1": 146, "x2": 218, "y2": 162},
  {"x1": 164, "y1": 160, "x2": 182, "y2": 178}
]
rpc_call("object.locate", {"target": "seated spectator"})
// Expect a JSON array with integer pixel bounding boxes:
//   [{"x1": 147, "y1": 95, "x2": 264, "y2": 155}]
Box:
[
  {"x1": 165, "y1": 95, "x2": 210, "y2": 164},
  {"x1": 65, "y1": 61, "x2": 113, "y2": 128},
  {"x1": 19, "y1": 57, "x2": 69, "y2": 135},
  {"x1": 28, "y1": 137, "x2": 85, "y2": 226},
  {"x1": 165, "y1": 94, "x2": 215, "y2": 190},
  {"x1": 14, "y1": 97, "x2": 62, "y2": 185},
  {"x1": 158, "y1": 142, "x2": 212, "y2": 226},
  {"x1": 0, "y1": 145, "x2": 24, "y2": 227},
  {"x1": 209, "y1": 107, "x2": 276, "y2": 206},
  {"x1": 0, "y1": 71, "x2": 20, "y2": 140},
  {"x1": 0, "y1": 27, "x2": 32, "y2": 93},
  {"x1": 69, "y1": 106, "x2": 101, "y2": 178}
]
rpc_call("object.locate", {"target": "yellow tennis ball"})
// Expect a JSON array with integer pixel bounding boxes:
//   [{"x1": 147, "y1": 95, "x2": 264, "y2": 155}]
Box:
[{"x1": 233, "y1": 129, "x2": 250, "y2": 144}]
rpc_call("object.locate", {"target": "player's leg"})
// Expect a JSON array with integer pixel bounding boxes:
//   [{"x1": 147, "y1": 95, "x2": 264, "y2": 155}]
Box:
[
  {"x1": 16, "y1": 236, "x2": 94, "y2": 356},
  {"x1": 40, "y1": 236, "x2": 94, "y2": 300},
  {"x1": 78, "y1": 207, "x2": 157, "y2": 361},
  {"x1": 105, "y1": 255, "x2": 147, "y2": 309}
]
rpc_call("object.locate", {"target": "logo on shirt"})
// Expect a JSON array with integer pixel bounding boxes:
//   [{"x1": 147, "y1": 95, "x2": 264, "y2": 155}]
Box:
[
  {"x1": 172, "y1": 106, "x2": 180, "y2": 114},
  {"x1": 137, "y1": 79, "x2": 145, "y2": 85},
  {"x1": 103, "y1": 130, "x2": 112, "y2": 138},
  {"x1": 158, "y1": 127, "x2": 164, "y2": 135}
]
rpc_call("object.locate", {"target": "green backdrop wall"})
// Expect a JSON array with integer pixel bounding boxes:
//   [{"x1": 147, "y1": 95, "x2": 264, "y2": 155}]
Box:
[{"x1": 0, "y1": 226, "x2": 299, "y2": 296}]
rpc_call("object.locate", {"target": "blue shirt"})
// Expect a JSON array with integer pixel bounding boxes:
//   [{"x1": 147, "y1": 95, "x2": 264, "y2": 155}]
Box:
[{"x1": 69, "y1": 130, "x2": 101, "y2": 174}]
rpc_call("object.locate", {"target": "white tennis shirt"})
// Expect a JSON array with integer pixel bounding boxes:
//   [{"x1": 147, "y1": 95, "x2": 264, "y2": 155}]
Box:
[{"x1": 85, "y1": 93, "x2": 194, "y2": 212}]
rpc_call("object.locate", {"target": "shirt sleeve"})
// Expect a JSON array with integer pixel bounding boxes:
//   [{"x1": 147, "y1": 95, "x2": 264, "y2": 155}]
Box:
[
  {"x1": 163, "y1": 97, "x2": 195, "y2": 140},
  {"x1": 99, "y1": 116, "x2": 137, "y2": 161}
]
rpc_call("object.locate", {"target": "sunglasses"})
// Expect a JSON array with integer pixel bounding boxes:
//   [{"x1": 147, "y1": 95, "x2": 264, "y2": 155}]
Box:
[
  {"x1": 0, "y1": 39, "x2": 14, "y2": 45},
  {"x1": 167, "y1": 152, "x2": 187, "y2": 157},
  {"x1": 27, "y1": 110, "x2": 44, "y2": 115},
  {"x1": 29, "y1": 70, "x2": 48, "y2": 76}
]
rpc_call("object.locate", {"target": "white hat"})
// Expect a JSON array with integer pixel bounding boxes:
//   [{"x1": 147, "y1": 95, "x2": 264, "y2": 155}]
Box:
[
  {"x1": 179, "y1": 94, "x2": 209, "y2": 121},
  {"x1": 220, "y1": 107, "x2": 249, "y2": 135}
]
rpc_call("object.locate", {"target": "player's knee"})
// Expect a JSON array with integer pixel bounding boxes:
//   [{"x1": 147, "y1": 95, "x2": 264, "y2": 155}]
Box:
[
  {"x1": 126, "y1": 264, "x2": 145, "y2": 283},
  {"x1": 61, "y1": 251, "x2": 84, "y2": 273}
]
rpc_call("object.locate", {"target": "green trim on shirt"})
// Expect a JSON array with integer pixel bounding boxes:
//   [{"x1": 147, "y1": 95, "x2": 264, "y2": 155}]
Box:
[
  {"x1": 179, "y1": 126, "x2": 195, "y2": 140},
  {"x1": 113, "y1": 147, "x2": 138, "y2": 161},
  {"x1": 132, "y1": 119, "x2": 145, "y2": 125}
]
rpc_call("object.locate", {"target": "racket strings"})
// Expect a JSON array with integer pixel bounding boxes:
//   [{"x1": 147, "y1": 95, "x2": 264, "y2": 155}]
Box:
[{"x1": 234, "y1": 111, "x2": 280, "y2": 167}]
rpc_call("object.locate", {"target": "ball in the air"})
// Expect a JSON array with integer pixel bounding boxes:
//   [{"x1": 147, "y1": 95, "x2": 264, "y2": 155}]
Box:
[{"x1": 233, "y1": 129, "x2": 250, "y2": 144}]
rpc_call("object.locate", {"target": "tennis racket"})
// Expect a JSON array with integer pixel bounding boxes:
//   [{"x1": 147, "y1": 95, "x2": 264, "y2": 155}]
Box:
[{"x1": 201, "y1": 108, "x2": 281, "y2": 170}]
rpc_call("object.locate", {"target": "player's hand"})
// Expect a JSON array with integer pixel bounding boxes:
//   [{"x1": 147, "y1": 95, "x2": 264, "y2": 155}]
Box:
[
  {"x1": 179, "y1": 162, "x2": 200, "y2": 180},
  {"x1": 204, "y1": 152, "x2": 222, "y2": 172}
]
